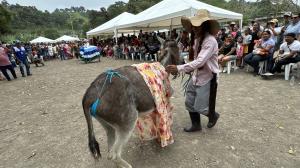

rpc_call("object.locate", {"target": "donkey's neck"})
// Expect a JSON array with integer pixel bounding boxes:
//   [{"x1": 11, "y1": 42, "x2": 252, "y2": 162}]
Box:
[{"x1": 160, "y1": 55, "x2": 170, "y2": 67}]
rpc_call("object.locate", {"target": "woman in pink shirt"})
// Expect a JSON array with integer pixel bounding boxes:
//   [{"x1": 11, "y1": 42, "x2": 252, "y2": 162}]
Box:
[
  {"x1": 0, "y1": 44, "x2": 17, "y2": 81},
  {"x1": 166, "y1": 10, "x2": 220, "y2": 132}
]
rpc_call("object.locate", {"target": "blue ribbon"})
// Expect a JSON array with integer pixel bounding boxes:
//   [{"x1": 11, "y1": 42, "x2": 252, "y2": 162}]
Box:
[
  {"x1": 90, "y1": 98, "x2": 101, "y2": 117},
  {"x1": 89, "y1": 69, "x2": 126, "y2": 117}
]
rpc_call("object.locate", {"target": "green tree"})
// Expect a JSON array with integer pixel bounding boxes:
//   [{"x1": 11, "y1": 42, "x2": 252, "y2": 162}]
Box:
[
  {"x1": 43, "y1": 28, "x2": 60, "y2": 39},
  {"x1": 0, "y1": 4, "x2": 12, "y2": 34}
]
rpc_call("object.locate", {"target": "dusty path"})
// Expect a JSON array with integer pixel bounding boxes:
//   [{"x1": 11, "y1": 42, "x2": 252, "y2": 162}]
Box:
[{"x1": 0, "y1": 58, "x2": 299, "y2": 168}]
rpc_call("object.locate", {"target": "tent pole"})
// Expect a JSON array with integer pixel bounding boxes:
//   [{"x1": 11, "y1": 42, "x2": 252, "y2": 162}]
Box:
[
  {"x1": 114, "y1": 28, "x2": 118, "y2": 44},
  {"x1": 170, "y1": 18, "x2": 173, "y2": 30},
  {"x1": 239, "y1": 18, "x2": 243, "y2": 30}
]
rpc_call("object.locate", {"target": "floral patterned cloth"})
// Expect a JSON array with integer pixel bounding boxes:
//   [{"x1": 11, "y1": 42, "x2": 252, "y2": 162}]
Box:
[{"x1": 132, "y1": 62, "x2": 174, "y2": 147}]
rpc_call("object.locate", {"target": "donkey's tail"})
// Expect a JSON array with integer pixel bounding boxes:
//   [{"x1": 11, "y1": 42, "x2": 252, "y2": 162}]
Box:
[{"x1": 82, "y1": 96, "x2": 101, "y2": 159}]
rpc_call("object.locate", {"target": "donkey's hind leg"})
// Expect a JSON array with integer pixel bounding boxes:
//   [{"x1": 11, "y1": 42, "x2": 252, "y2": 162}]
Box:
[
  {"x1": 111, "y1": 112, "x2": 137, "y2": 168},
  {"x1": 98, "y1": 118, "x2": 116, "y2": 152}
]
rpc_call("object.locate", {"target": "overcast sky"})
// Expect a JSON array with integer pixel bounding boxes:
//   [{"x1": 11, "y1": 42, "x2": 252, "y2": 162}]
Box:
[
  {"x1": 3, "y1": 0, "x2": 261, "y2": 12},
  {"x1": 4, "y1": 0, "x2": 129, "y2": 12}
]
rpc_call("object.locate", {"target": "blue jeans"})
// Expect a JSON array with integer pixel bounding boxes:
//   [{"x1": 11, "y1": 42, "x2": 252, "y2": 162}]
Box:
[
  {"x1": 244, "y1": 53, "x2": 269, "y2": 74},
  {"x1": 19, "y1": 59, "x2": 31, "y2": 76},
  {"x1": 60, "y1": 50, "x2": 66, "y2": 60}
]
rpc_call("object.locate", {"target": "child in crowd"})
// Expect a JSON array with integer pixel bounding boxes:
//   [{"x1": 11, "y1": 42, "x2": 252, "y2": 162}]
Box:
[{"x1": 236, "y1": 36, "x2": 245, "y2": 67}]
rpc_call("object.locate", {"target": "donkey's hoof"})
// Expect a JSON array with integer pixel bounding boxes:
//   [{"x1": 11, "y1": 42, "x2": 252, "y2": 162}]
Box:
[
  {"x1": 116, "y1": 163, "x2": 132, "y2": 168},
  {"x1": 116, "y1": 158, "x2": 132, "y2": 168},
  {"x1": 107, "y1": 151, "x2": 116, "y2": 160}
]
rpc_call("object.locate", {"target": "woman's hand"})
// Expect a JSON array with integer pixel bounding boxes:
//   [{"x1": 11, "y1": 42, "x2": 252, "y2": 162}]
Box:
[{"x1": 166, "y1": 65, "x2": 178, "y2": 75}]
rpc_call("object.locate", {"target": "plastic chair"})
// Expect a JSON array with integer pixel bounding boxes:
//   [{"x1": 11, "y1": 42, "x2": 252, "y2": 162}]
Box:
[
  {"x1": 258, "y1": 60, "x2": 268, "y2": 75},
  {"x1": 226, "y1": 60, "x2": 237, "y2": 74},
  {"x1": 285, "y1": 63, "x2": 297, "y2": 80}
]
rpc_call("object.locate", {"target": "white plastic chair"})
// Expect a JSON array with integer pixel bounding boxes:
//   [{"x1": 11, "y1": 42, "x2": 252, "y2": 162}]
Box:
[
  {"x1": 258, "y1": 60, "x2": 268, "y2": 75},
  {"x1": 226, "y1": 60, "x2": 237, "y2": 74},
  {"x1": 284, "y1": 63, "x2": 297, "y2": 80}
]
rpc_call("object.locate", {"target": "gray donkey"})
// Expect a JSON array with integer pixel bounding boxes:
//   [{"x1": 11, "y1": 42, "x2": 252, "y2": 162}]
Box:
[{"x1": 82, "y1": 39, "x2": 180, "y2": 168}]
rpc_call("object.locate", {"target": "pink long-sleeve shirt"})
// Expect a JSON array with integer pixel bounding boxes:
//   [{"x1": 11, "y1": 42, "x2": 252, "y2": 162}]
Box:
[{"x1": 177, "y1": 34, "x2": 219, "y2": 86}]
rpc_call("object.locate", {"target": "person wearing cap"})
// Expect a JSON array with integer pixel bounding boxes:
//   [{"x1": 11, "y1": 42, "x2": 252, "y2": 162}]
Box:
[
  {"x1": 265, "y1": 19, "x2": 280, "y2": 42},
  {"x1": 271, "y1": 33, "x2": 300, "y2": 74},
  {"x1": 0, "y1": 43, "x2": 17, "y2": 81},
  {"x1": 285, "y1": 13, "x2": 300, "y2": 40},
  {"x1": 283, "y1": 12, "x2": 291, "y2": 27},
  {"x1": 276, "y1": 13, "x2": 292, "y2": 50},
  {"x1": 166, "y1": 10, "x2": 220, "y2": 132},
  {"x1": 13, "y1": 41, "x2": 31, "y2": 77}
]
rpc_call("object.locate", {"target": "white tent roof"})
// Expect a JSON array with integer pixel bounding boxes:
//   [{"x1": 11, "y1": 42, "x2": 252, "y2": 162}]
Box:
[
  {"x1": 87, "y1": 12, "x2": 136, "y2": 36},
  {"x1": 117, "y1": 0, "x2": 243, "y2": 30},
  {"x1": 55, "y1": 35, "x2": 80, "y2": 42},
  {"x1": 30, "y1": 36, "x2": 55, "y2": 44}
]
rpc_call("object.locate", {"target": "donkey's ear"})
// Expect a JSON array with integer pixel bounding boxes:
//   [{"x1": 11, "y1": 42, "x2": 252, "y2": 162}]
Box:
[
  {"x1": 157, "y1": 35, "x2": 165, "y2": 46},
  {"x1": 175, "y1": 35, "x2": 180, "y2": 44}
]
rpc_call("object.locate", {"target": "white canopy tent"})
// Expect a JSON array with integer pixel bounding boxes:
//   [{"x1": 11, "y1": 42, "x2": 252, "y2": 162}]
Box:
[
  {"x1": 55, "y1": 35, "x2": 80, "y2": 42},
  {"x1": 86, "y1": 12, "x2": 136, "y2": 36},
  {"x1": 30, "y1": 36, "x2": 55, "y2": 44},
  {"x1": 117, "y1": 0, "x2": 243, "y2": 31}
]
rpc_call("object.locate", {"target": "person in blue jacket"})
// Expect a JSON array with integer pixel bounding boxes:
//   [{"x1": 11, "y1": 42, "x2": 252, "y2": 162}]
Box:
[{"x1": 13, "y1": 41, "x2": 32, "y2": 77}]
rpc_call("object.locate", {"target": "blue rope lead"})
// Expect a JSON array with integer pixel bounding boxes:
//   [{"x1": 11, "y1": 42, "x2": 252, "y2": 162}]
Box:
[{"x1": 90, "y1": 69, "x2": 126, "y2": 117}]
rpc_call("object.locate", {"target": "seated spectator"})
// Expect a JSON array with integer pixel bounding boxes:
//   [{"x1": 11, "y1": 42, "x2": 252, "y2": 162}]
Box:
[
  {"x1": 244, "y1": 30, "x2": 275, "y2": 75},
  {"x1": 32, "y1": 48, "x2": 45, "y2": 67},
  {"x1": 218, "y1": 34, "x2": 237, "y2": 72},
  {"x1": 270, "y1": 33, "x2": 300, "y2": 74}
]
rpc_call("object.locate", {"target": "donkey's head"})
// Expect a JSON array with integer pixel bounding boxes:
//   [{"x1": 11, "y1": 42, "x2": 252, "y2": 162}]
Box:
[{"x1": 157, "y1": 36, "x2": 182, "y2": 67}]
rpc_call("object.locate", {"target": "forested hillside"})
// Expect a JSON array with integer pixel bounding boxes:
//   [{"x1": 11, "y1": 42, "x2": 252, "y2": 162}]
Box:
[{"x1": 0, "y1": 0, "x2": 299, "y2": 42}]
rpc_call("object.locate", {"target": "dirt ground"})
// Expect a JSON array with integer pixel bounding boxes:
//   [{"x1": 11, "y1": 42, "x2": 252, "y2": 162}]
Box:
[{"x1": 0, "y1": 58, "x2": 299, "y2": 168}]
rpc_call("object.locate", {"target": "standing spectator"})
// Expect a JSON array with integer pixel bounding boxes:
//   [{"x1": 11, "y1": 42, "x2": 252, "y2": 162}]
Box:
[
  {"x1": 52, "y1": 44, "x2": 58, "y2": 58},
  {"x1": 248, "y1": 22, "x2": 262, "y2": 54},
  {"x1": 285, "y1": 13, "x2": 300, "y2": 40},
  {"x1": 13, "y1": 41, "x2": 32, "y2": 77},
  {"x1": 0, "y1": 43, "x2": 17, "y2": 81},
  {"x1": 244, "y1": 30, "x2": 275, "y2": 75},
  {"x1": 266, "y1": 19, "x2": 280, "y2": 44},
  {"x1": 276, "y1": 12, "x2": 292, "y2": 50},
  {"x1": 59, "y1": 43, "x2": 66, "y2": 60},
  {"x1": 48, "y1": 44, "x2": 54, "y2": 59},
  {"x1": 243, "y1": 27, "x2": 252, "y2": 56}
]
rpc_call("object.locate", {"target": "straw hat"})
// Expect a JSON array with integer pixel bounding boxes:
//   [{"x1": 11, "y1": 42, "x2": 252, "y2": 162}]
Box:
[
  {"x1": 269, "y1": 19, "x2": 278, "y2": 23},
  {"x1": 292, "y1": 13, "x2": 299, "y2": 18},
  {"x1": 230, "y1": 21, "x2": 236, "y2": 25},
  {"x1": 181, "y1": 9, "x2": 214, "y2": 32}
]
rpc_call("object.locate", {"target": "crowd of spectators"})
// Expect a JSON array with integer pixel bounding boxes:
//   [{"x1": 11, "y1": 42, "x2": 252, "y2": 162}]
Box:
[{"x1": 1, "y1": 12, "x2": 300, "y2": 81}]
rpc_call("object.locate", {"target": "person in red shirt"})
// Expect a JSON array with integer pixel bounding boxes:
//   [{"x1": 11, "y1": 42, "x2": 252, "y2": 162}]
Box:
[{"x1": 0, "y1": 43, "x2": 17, "y2": 81}]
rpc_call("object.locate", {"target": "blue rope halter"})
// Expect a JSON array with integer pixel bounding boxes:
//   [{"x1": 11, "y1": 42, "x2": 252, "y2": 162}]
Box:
[{"x1": 90, "y1": 69, "x2": 126, "y2": 117}]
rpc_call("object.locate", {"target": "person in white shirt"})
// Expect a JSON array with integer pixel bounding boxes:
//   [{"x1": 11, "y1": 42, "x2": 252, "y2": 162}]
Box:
[
  {"x1": 285, "y1": 14, "x2": 300, "y2": 40},
  {"x1": 271, "y1": 33, "x2": 300, "y2": 73}
]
